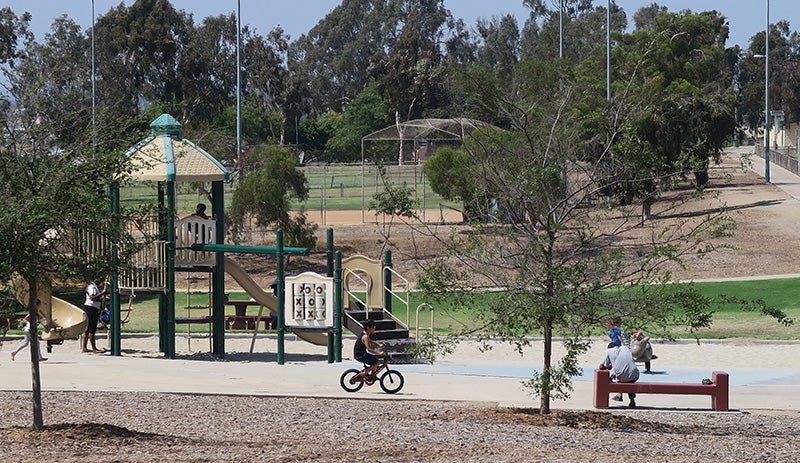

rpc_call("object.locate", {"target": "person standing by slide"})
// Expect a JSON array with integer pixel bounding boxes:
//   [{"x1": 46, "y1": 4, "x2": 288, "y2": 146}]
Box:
[{"x1": 82, "y1": 280, "x2": 107, "y2": 353}]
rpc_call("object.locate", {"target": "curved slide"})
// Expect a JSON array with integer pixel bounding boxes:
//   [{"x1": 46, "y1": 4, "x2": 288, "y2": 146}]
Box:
[
  {"x1": 223, "y1": 257, "x2": 328, "y2": 346},
  {"x1": 11, "y1": 276, "x2": 87, "y2": 342},
  {"x1": 42, "y1": 297, "x2": 88, "y2": 341}
]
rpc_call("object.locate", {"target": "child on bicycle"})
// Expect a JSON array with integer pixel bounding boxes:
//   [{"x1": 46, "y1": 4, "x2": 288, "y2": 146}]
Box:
[{"x1": 353, "y1": 319, "x2": 384, "y2": 378}]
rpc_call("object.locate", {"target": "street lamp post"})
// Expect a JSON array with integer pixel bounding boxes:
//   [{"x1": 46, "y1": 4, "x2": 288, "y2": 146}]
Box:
[
  {"x1": 765, "y1": 0, "x2": 771, "y2": 183},
  {"x1": 755, "y1": 3, "x2": 771, "y2": 183},
  {"x1": 606, "y1": 0, "x2": 611, "y2": 100},
  {"x1": 559, "y1": 0, "x2": 564, "y2": 58}
]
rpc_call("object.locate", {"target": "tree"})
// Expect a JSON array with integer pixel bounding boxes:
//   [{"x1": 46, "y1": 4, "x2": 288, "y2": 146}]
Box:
[
  {"x1": 631, "y1": 3, "x2": 668, "y2": 31},
  {"x1": 521, "y1": 0, "x2": 620, "y2": 63},
  {"x1": 1, "y1": 15, "x2": 138, "y2": 430},
  {"x1": 7, "y1": 16, "x2": 92, "y2": 147},
  {"x1": 370, "y1": 0, "x2": 451, "y2": 121},
  {"x1": 93, "y1": 0, "x2": 192, "y2": 119},
  {"x1": 289, "y1": 0, "x2": 397, "y2": 114},
  {"x1": 323, "y1": 81, "x2": 392, "y2": 162},
  {"x1": 423, "y1": 146, "x2": 490, "y2": 223},
  {"x1": 475, "y1": 15, "x2": 521, "y2": 83},
  {"x1": 571, "y1": 8, "x2": 736, "y2": 219},
  {"x1": 737, "y1": 21, "x2": 800, "y2": 140},
  {"x1": 178, "y1": 13, "x2": 239, "y2": 126},
  {"x1": 396, "y1": 50, "x2": 759, "y2": 415},
  {"x1": 0, "y1": 7, "x2": 31, "y2": 64},
  {"x1": 228, "y1": 145, "x2": 317, "y2": 249}
]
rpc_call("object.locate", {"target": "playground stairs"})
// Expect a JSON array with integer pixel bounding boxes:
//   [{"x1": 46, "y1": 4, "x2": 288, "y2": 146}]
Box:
[{"x1": 343, "y1": 308, "x2": 418, "y2": 363}]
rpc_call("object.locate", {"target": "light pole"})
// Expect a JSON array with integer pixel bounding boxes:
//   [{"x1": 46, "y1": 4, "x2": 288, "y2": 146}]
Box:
[
  {"x1": 754, "y1": 10, "x2": 771, "y2": 182},
  {"x1": 559, "y1": 0, "x2": 564, "y2": 58},
  {"x1": 236, "y1": 0, "x2": 242, "y2": 181},
  {"x1": 763, "y1": 1, "x2": 771, "y2": 183},
  {"x1": 606, "y1": 0, "x2": 611, "y2": 100}
]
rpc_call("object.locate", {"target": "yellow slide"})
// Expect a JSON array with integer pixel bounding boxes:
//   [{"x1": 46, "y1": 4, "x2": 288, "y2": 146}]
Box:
[
  {"x1": 11, "y1": 276, "x2": 87, "y2": 342},
  {"x1": 223, "y1": 257, "x2": 328, "y2": 346},
  {"x1": 43, "y1": 296, "x2": 88, "y2": 341}
]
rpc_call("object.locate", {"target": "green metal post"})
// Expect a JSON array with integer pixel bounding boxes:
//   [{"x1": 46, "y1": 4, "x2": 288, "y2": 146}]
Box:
[
  {"x1": 334, "y1": 251, "x2": 342, "y2": 362},
  {"x1": 383, "y1": 249, "x2": 392, "y2": 313},
  {"x1": 326, "y1": 227, "x2": 334, "y2": 362},
  {"x1": 165, "y1": 180, "x2": 176, "y2": 359},
  {"x1": 110, "y1": 183, "x2": 121, "y2": 356},
  {"x1": 158, "y1": 293, "x2": 165, "y2": 353},
  {"x1": 326, "y1": 228, "x2": 334, "y2": 277},
  {"x1": 157, "y1": 183, "x2": 167, "y2": 353},
  {"x1": 327, "y1": 330, "x2": 334, "y2": 363},
  {"x1": 276, "y1": 229, "x2": 285, "y2": 365},
  {"x1": 211, "y1": 181, "x2": 226, "y2": 358}
]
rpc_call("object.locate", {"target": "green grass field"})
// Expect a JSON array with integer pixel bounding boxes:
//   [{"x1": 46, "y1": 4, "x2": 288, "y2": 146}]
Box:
[
  {"x1": 11, "y1": 278, "x2": 792, "y2": 340},
  {"x1": 117, "y1": 164, "x2": 458, "y2": 215}
]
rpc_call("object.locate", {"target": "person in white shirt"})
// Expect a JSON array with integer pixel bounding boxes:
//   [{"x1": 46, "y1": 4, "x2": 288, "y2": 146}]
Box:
[{"x1": 82, "y1": 281, "x2": 107, "y2": 353}]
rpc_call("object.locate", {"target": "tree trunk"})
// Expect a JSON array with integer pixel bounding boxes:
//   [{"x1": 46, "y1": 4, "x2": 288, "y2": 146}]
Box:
[
  {"x1": 540, "y1": 321, "x2": 552, "y2": 414},
  {"x1": 25, "y1": 277, "x2": 45, "y2": 431},
  {"x1": 641, "y1": 200, "x2": 652, "y2": 225}
]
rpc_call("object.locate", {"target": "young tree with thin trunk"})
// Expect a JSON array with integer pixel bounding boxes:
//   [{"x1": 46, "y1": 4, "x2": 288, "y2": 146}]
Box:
[
  {"x1": 403, "y1": 59, "x2": 772, "y2": 414},
  {"x1": 1, "y1": 12, "x2": 137, "y2": 430}
]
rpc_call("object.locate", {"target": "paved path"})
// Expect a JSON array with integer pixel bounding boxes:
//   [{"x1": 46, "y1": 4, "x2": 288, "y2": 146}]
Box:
[
  {"x1": 730, "y1": 145, "x2": 800, "y2": 199},
  {"x1": 2, "y1": 334, "x2": 798, "y2": 414}
]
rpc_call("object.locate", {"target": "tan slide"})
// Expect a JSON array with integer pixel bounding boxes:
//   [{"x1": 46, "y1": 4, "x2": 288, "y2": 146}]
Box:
[
  {"x1": 42, "y1": 296, "x2": 88, "y2": 341},
  {"x1": 223, "y1": 257, "x2": 328, "y2": 346},
  {"x1": 11, "y1": 275, "x2": 87, "y2": 341}
]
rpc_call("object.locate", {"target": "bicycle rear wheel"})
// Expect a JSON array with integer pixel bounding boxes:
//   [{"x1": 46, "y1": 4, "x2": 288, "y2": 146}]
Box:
[
  {"x1": 340, "y1": 369, "x2": 364, "y2": 392},
  {"x1": 379, "y1": 369, "x2": 404, "y2": 394}
]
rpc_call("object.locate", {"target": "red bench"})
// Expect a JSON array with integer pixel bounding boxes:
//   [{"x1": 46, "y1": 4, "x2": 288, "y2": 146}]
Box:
[{"x1": 593, "y1": 369, "x2": 729, "y2": 411}]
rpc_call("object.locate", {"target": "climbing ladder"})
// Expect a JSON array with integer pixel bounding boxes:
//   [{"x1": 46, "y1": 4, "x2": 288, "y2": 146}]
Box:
[{"x1": 181, "y1": 272, "x2": 213, "y2": 352}]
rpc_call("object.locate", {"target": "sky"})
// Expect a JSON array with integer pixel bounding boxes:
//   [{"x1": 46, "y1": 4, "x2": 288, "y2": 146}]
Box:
[{"x1": 2, "y1": 1, "x2": 798, "y2": 50}]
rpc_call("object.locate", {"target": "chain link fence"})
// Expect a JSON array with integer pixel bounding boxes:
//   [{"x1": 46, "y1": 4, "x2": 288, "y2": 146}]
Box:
[{"x1": 297, "y1": 163, "x2": 461, "y2": 225}]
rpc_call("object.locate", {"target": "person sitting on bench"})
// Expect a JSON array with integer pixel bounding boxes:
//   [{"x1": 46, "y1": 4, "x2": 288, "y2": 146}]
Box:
[{"x1": 599, "y1": 342, "x2": 640, "y2": 408}]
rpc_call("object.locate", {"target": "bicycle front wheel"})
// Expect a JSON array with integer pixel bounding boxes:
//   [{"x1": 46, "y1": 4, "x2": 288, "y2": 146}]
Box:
[
  {"x1": 340, "y1": 369, "x2": 364, "y2": 392},
  {"x1": 379, "y1": 369, "x2": 404, "y2": 394}
]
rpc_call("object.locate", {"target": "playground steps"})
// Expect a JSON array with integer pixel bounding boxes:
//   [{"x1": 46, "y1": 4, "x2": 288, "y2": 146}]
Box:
[{"x1": 344, "y1": 309, "x2": 417, "y2": 363}]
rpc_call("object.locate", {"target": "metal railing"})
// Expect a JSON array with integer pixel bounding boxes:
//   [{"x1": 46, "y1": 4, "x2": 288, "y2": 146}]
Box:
[
  {"x1": 755, "y1": 145, "x2": 800, "y2": 175},
  {"x1": 415, "y1": 303, "x2": 435, "y2": 339}
]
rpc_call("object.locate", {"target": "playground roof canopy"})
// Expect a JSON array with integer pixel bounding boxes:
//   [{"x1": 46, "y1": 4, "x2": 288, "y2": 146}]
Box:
[
  {"x1": 361, "y1": 118, "x2": 489, "y2": 142},
  {"x1": 124, "y1": 113, "x2": 229, "y2": 182}
]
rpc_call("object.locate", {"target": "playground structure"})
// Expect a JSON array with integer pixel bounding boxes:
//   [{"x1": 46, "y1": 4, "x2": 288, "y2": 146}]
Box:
[{"x1": 23, "y1": 113, "x2": 423, "y2": 363}]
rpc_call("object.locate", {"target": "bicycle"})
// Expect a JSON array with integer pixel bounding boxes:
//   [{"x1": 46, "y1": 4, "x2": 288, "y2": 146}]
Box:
[{"x1": 340, "y1": 352, "x2": 404, "y2": 394}]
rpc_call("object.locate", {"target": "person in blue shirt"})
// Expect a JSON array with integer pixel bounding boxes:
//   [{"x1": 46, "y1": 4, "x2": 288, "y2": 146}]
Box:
[{"x1": 607, "y1": 317, "x2": 624, "y2": 347}]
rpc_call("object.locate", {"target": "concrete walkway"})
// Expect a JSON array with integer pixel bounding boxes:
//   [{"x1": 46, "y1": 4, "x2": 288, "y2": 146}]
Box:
[
  {"x1": 2, "y1": 334, "x2": 798, "y2": 414},
  {"x1": 729, "y1": 145, "x2": 800, "y2": 199}
]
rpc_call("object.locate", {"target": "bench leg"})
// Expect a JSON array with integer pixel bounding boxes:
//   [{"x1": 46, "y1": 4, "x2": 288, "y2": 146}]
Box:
[
  {"x1": 712, "y1": 371, "x2": 729, "y2": 411},
  {"x1": 593, "y1": 369, "x2": 611, "y2": 408}
]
